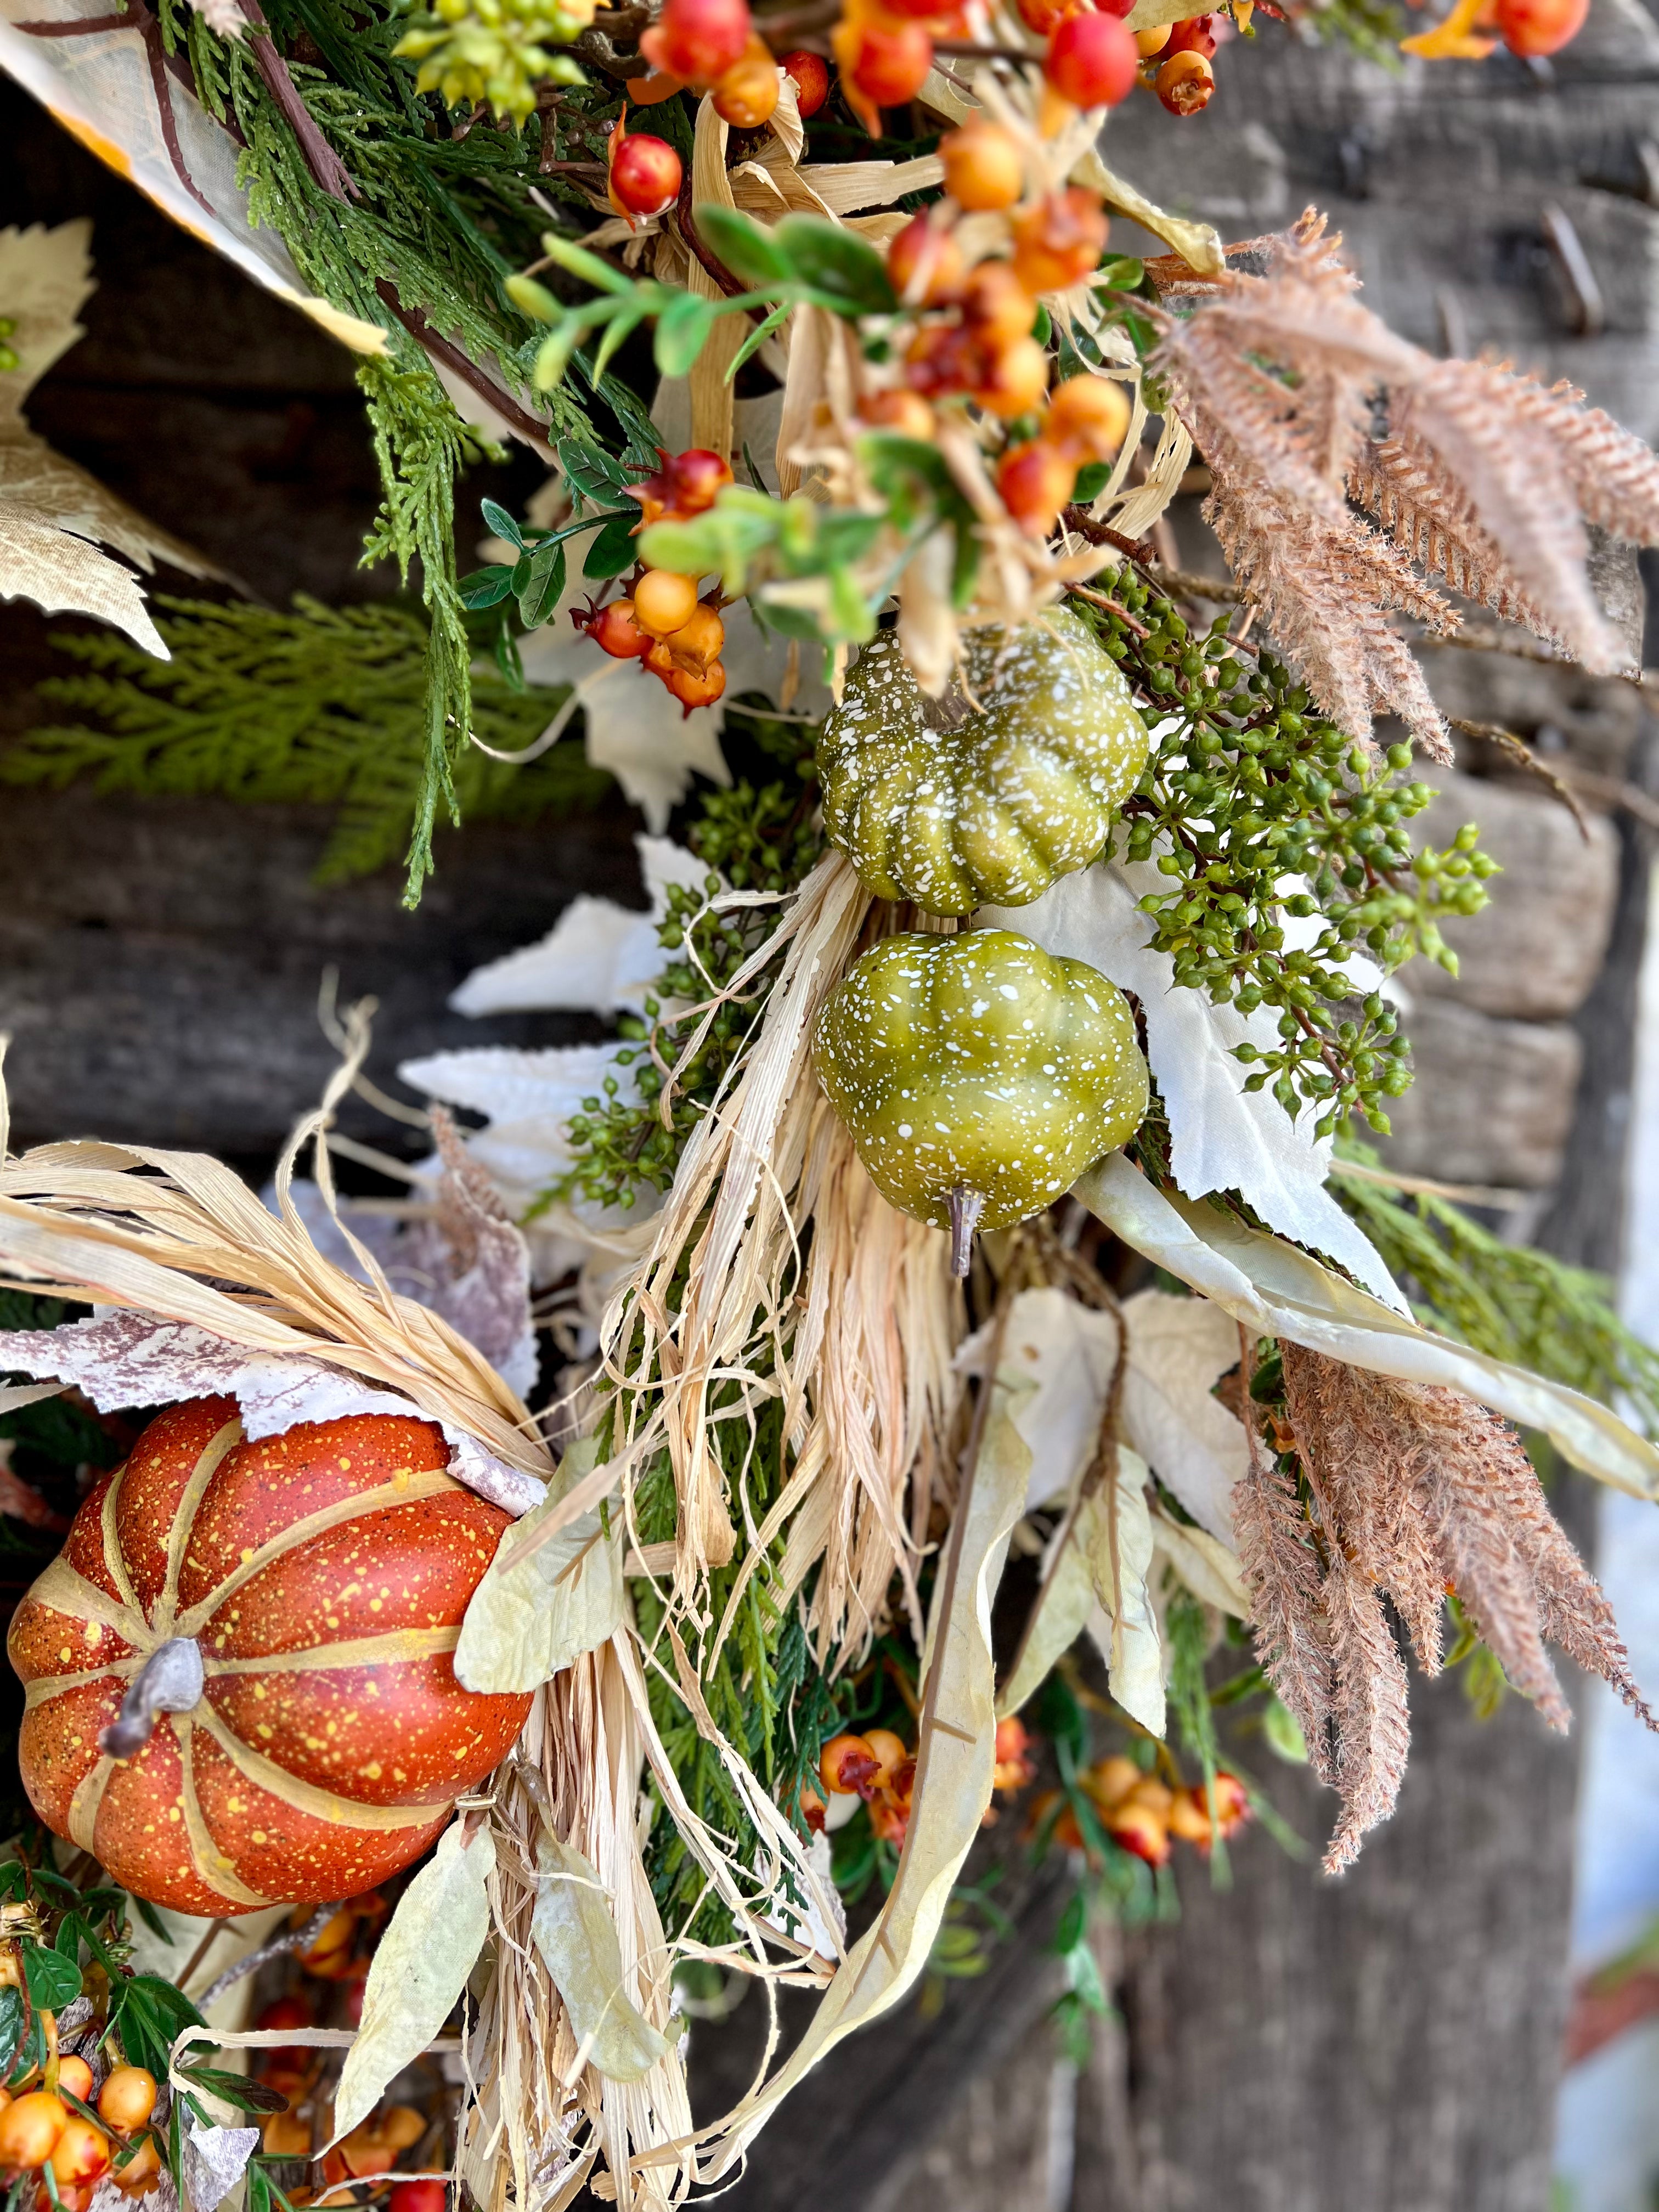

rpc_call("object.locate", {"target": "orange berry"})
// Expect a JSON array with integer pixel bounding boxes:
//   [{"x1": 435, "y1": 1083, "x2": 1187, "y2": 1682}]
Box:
[
  {"x1": 940, "y1": 120, "x2": 1024, "y2": 211},
  {"x1": 997, "y1": 439, "x2": 1076, "y2": 534},
  {"x1": 634, "y1": 568, "x2": 702, "y2": 637},
  {"x1": 868, "y1": 1793, "x2": 909, "y2": 1845},
  {"x1": 662, "y1": 602, "x2": 726, "y2": 669},
  {"x1": 55, "y1": 2061, "x2": 93, "y2": 2108},
  {"x1": 0, "y1": 1950, "x2": 20, "y2": 1991},
  {"x1": 610, "y1": 131, "x2": 682, "y2": 218},
  {"x1": 1167, "y1": 1787, "x2": 1215, "y2": 1844},
  {"x1": 629, "y1": 66, "x2": 689, "y2": 102},
  {"x1": 1047, "y1": 372, "x2": 1132, "y2": 460},
  {"x1": 96, "y1": 2070, "x2": 156, "y2": 2135},
  {"x1": 1209, "y1": 1770, "x2": 1251, "y2": 1837},
  {"x1": 664, "y1": 659, "x2": 726, "y2": 712},
  {"x1": 962, "y1": 260, "x2": 1036, "y2": 351},
  {"x1": 1125, "y1": 1777, "x2": 1175, "y2": 1817},
  {"x1": 1155, "y1": 47, "x2": 1214, "y2": 113},
  {"x1": 1084, "y1": 1754, "x2": 1142, "y2": 1810},
  {"x1": 262, "y1": 2111, "x2": 313, "y2": 2159},
  {"x1": 0, "y1": 2094, "x2": 69, "y2": 2169},
  {"x1": 1044, "y1": 9, "x2": 1138, "y2": 106},
  {"x1": 975, "y1": 334, "x2": 1049, "y2": 420},
  {"x1": 1134, "y1": 21, "x2": 1171, "y2": 52},
  {"x1": 588, "y1": 597, "x2": 650, "y2": 659},
  {"x1": 819, "y1": 1731, "x2": 879, "y2": 1797},
  {"x1": 862, "y1": 1728, "x2": 908, "y2": 1787},
  {"x1": 1011, "y1": 188, "x2": 1109, "y2": 295},
  {"x1": 49, "y1": 2118, "x2": 110, "y2": 2191},
  {"x1": 712, "y1": 46, "x2": 780, "y2": 127},
  {"x1": 799, "y1": 1783, "x2": 827, "y2": 1833},
  {"x1": 858, "y1": 388, "x2": 936, "y2": 439},
  {"x1": 1015, "y1": 0, "x2": 1080, "y2": 31},
  {"x1": 639, "y1": 0, "x2": 751, "y2": 83},
  {"x1": 781, "y1": 49, "x2": 830, "y2": 114},
  {"x1": 1496, "y1": 0, "x2": 1587, "y2": 51},
  {"x1": 845, "y1": 18, "x2": 932, "y2": 106},
  {"x1": 1107, "y1": 1798, "x2": 1172, "y2": 1866},
  {"x1": 887, "y1": 213, "x2": 965, "y2": 306},
  {"x1": 110, "y1": 2139, "x2": 161, "y2": 2198}
]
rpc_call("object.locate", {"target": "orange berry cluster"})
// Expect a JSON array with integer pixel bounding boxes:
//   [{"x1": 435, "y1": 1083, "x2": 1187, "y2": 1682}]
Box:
[
  {"x1": 1130, "y1": 11, "x2": 1220, "y2": 116},
  {"x1": 815, "y1": 1727, "x2": 918, "y2": 1843},
  {"x1": 631, "y1": 0, "x2": 822, "y2": 137},
  {"x1": 1034, "y1": 1756, "x2": 1250, "y2": 1867},
  {"x1": 860, "y1": 154, "x2": 1133, "y2": 539},
  {"x1": 0, "y1": 2044, "x2": 161, "y2": 2212},
  {"x1": 581, "y1": 447, "x2": 733, "y2": 713}
]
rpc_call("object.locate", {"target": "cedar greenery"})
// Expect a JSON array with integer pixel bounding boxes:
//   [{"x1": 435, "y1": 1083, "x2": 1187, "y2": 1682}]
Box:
[{"x1": 3, "y1": 597, "x2": 608, "y2": 882}]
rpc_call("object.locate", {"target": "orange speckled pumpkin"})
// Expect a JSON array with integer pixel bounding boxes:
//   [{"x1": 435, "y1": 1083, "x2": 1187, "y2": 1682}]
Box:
[{"x1": 8, "y1": 1397, "x2": 531, "y2": 1913}]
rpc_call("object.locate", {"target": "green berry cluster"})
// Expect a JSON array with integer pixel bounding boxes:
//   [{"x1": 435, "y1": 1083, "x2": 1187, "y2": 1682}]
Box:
[
  {"x1": 549, "y1": 777, "x2": 824, "y2": 1213},
  {"x1": 1071, "y1": 578, "x2": 1497, "y2": 1140},
  {"x1": 392, "y1": 0, "x2": 589, "y2": 123}
]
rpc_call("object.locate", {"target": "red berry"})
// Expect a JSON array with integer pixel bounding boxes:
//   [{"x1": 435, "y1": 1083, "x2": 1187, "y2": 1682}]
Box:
[
  {"x1": 639, "y1": 0, "x2": 751, "y2": 84},
  {"x1": 388, "y1": 2185, "x2": 447, "y2": 2212},
  {"x1": 847, "y1": 19, "x2": 932, "y2": 105},
  {"x1": 997, "y1": 438, "x2": 1077, "y2": 535},
  {"x1": 609, "y1": 131, "x2": 682, "y2": 218},
  {"x1": 1165, "y1": 13, "x2": 1218, "y2": 54},
  {"x1": 781, "y1": 48, "x2": 831, "y2": 114},
  {"x1": 1155, "y1": 46, "x2": 1214, "y2": 112},
  {"x1": 905, "y1": 320, "x2": 988, "y2": 398},
  {"x1": 1015, "y1": 0, "x2": 1078, "y2": 30},
  {"x1": 667, "y1": 448, "x2": 732, "y2": 512},
  {"x1": 1495, "y1": 0, "x2": 1586, "y2": 52},
  {"x1": 588, "y1": 599, "x2": 651, "y2": 658},
  {"x1": 1044, "y1": 10, "x2": 1138, "y2": 106}
]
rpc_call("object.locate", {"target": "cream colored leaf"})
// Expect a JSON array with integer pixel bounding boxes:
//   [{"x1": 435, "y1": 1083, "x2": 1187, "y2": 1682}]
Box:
[
  {"x1": 1082, "y1": 1451, "x2": 1164, "y2": 1735},
  {"x1": 957, "y1": 1286, "x2": 1119, "y2": 1511},
  {"x1": 0, "y1": 504, "x2": 167, "y2": 657},
  {"x1": 996, "y1": 1501, "x2": 1097, "y2": 1721},
  {"x1": 702, "y1": 1364, "x2": 1031, "y2": 2177},
  {"x1": 0, "y1": 427, "x2": 216, "y2": 575},
  {"x1": 1070, "y1": 146, "x2": 1226, "y2": 277},
  {"x1": 1149, "y1": 1499, "x2": 1249, "y2": 1617},
  {"x1": 332, "y1": 1821, "x2": 493, "y2": 2142},
  {"x1": 1104, "y1": 408, "x2": 1192, "y2": 544},
  {"x1": 982, "y1": 857, "x2": 1406, "y2": 1312},
  {"x1": 0, "y1": 221, "x2": 94, "y2": 416},
  {"x1": 530, "y1": 1832, "x2": 672, "y2": 2083},
  {"x1": 1077, "y1": 1153, "x2": 1659, "y2": 1500},
  {"x1": 455, "y1": 1439, "x2": 624, "y2": 1692},
  {"x1": 1120, "y1": 1287, "x2": 1248, "y2": 1543}
]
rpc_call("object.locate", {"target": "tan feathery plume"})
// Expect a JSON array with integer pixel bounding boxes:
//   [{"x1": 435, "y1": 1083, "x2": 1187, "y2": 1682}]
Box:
[
  {"x1": 1269, "y1": 1343, "x2": 1653, "y2": 1870},
  {"x1": 1152, "y1": 211, "x2": 1659, "y2": 750}
]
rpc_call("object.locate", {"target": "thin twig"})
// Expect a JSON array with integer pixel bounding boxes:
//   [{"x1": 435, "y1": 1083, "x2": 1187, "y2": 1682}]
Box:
[
  {"x1": 238, "y1": 0, "x2": 359, "y2": 200},
  {"x1": 1446, "y1": 717, "x2": 1592, "y2": 841},
  {"x1": 373, "y1": 280, "x2": 555, "y2": 450},
  {"x1": 196, "y1": 1905, "x2": 337, "y2": 2012}
]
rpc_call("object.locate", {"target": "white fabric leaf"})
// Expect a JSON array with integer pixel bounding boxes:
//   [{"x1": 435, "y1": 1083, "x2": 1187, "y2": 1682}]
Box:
[
  {"x1": 1149, "y1": 1500, "x2": 1249, "y2": 1617},
  {"x1": 956, "y1": 1286, "x2": 1119, "y2": 1510},
  {"x1": 1078, "y1": 1154, "x2": 1659, "y2": 1500},
  {"x1": 531, "y1": 1832, "x2": 671, "y2": 2083},
  {"x1": 182, "y1": 2123, "x2": 259, "y2": 2212},
  {"x1": 757, "y1": 1830, "x2": 845, "y2": 1961},
  {"x1": 1082, "y1": 1451, "x2": 1164, "y2": 1736},
  {"x1": 448, "y1": 836, "x2": 704, "y2": 1019},
  {"x1": 0, "y1": 1311, "x2": 543, "y2": 1516},
  {"x1": 332, "y1": 1821, "x2": 494, "y2": 2142},
  {"x1": 455, "y1": 1440, "x2": 624, "y2": 1692},
  {"x1": 0, "y1": 503, "x2": 168, "y2": 657},
  {"x1": 1118, "y1": 1288, "x2": 1248, "y2": 1543},
  {"x1": 0, "y1": 221, "x2": 95, "y2": 417},
  {"x1": 981, "y1": 859, "x2": 1407, "y2": 1312}
]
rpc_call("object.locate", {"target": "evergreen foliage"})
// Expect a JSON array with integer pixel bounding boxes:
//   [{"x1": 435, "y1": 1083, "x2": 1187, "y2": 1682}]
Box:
[{"x1": 3, "y1": 597, "x2": 608, "y2": 882}]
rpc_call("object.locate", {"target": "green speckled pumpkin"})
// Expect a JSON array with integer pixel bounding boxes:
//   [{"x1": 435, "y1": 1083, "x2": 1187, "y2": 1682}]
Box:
[
  {"x1": 817, "y1": 610, "x2": 1150, "y2": 917},
  {"x1": 815, "y1": 929, "x2": 1147, "y2": 1270}
]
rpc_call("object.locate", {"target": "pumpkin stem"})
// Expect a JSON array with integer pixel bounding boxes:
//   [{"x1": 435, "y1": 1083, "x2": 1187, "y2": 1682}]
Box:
[
  {"x1": 946, "y1": 1186, "x2": 984, "y2": 1279},
  {"x1": 99, "y1": 1637, "x2": 205, "y2": 1759}
]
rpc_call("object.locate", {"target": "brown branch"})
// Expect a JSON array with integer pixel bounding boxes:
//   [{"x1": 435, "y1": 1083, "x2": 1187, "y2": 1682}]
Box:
[
  {"x1": 1444, "y1": 717, "x2": 1592, "y2": 841},
  {"x1": 374, "y1": 280, "x2": 556, "y2": 450},
  {"x1": 568, "y1": 23, "x2": 661, "y2": 76},
  {"x1": 237, "y1": 0, "x2": 358, "y2": 199},
  {"x1": 672, "y1": 172, "x2": 749, "y2": 299}
]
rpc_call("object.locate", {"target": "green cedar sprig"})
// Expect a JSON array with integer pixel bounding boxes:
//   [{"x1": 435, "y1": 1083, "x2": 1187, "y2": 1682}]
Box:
[{"x1": 1068, "y1": 580, "x2": 1497, "y2": 1137}]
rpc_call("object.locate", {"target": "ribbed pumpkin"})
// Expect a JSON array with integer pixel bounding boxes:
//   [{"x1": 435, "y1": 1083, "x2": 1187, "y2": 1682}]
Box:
[{"x1": 8, "y1": 1397, "x2": 531, "y2": 1914}]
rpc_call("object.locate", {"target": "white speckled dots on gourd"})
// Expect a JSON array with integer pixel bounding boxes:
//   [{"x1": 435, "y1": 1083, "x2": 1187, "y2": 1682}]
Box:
[
  {"x1": 815, "y1": 929, "x2": 1148, "y2": 1263},
  {"x1": 817, "y1": 610, "x2": 1151, "y2": 916}
]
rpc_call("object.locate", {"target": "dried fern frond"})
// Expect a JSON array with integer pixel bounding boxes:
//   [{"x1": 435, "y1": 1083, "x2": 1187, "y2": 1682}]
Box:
[{"x1": 1153, "y1": 208, "x2": 1659, "y2": 750}]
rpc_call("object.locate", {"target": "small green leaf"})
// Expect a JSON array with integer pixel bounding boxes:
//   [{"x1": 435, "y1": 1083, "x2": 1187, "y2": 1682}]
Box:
[
  {"x1": 458, "y1": 566, "x2": 514, "y2": 611},
  {"x1": 1263, "y1": 1694, "x2": 1310, "y2": 1764},
  {"x1": 583, "y1": 509, "x2": 641, "y2": 580},
  {"x1": 1074, "y1": 460, "x2": 1111, "y2": 503},
  {"x1": 504, "y1": 272, "x2": 560, "y2": 324},
  {"x1": 653, "y1": 291, "x2": 715, "y2": 379},
  {"x1": 177, "y1": 2064, "x2": 290, "y2": 2115},
  {"x1": 1096, "y1": 256, "x2": 1146, "y2": 293},
  {"x1": 0, "y1": 1986, "x2": 23, "y2": 2079},
  {"x1": 518, "y1": 540, "x2": 567, "y2": 630},
  {"x1": 695, "y1": 205, "x2": 794, "y2": 290},
  {"x1": 479, "y1": 499, "x2": 524, "y2": 551},
  {"x1": 727, "y1": 301, "x2": 791, "y2": 382},
  {"x1": 774, "y1": 216, "x2": 897, "y2": 315},
  {"x1": 560, "y1": 438, "x2": 634, "y2": 506},
  {"x1": 536, "y1": 232, "x2": 637, "y2": 298},
  {"x1": 20, "y1": 1939, "x2": 80, "y2": 2011},
  {"x1": 590, "y1": 300, "x2": 647, "y2": 389}
]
